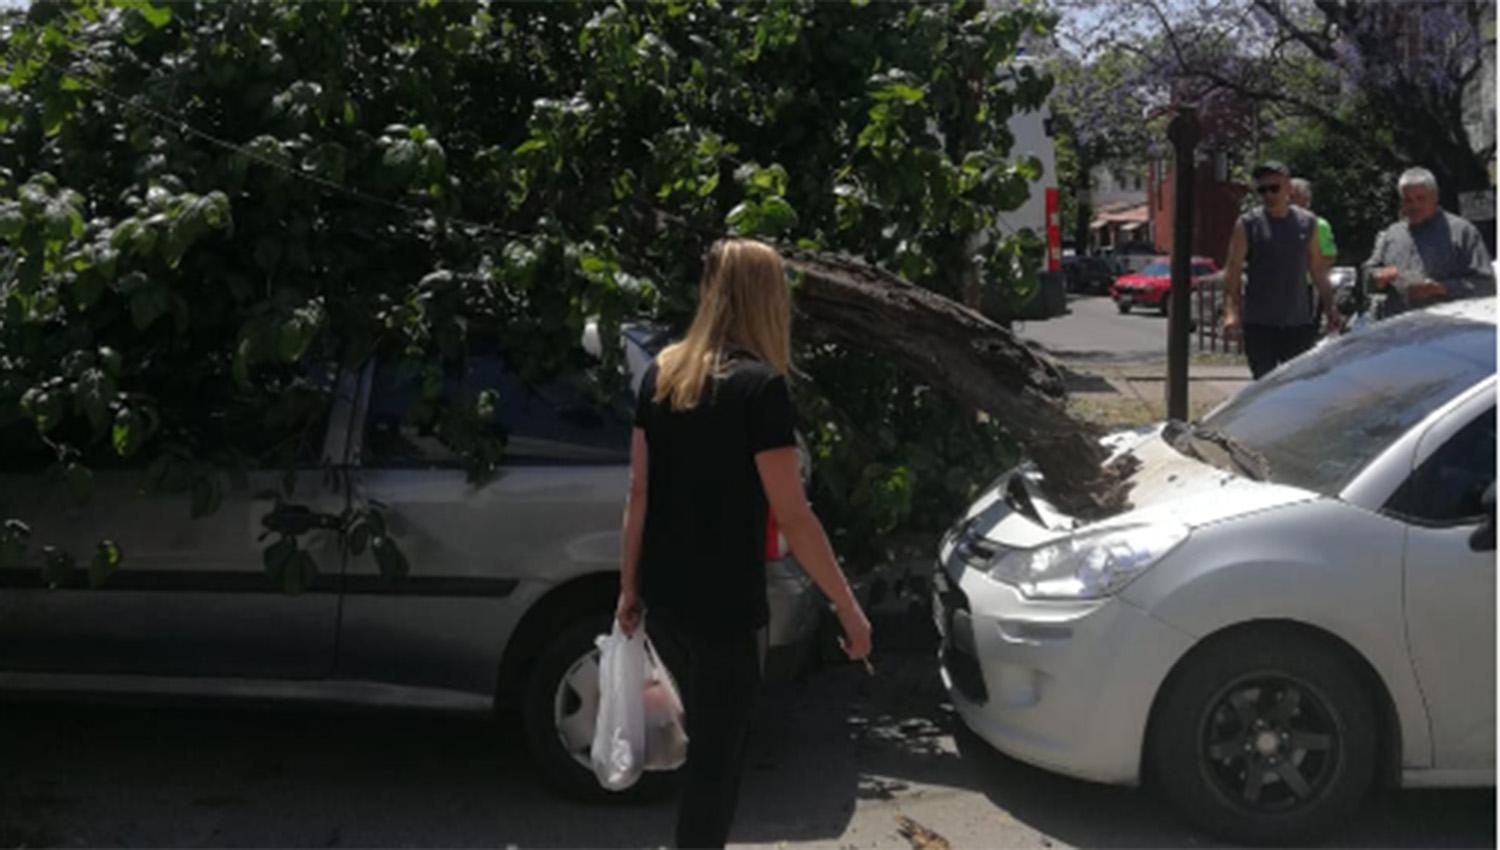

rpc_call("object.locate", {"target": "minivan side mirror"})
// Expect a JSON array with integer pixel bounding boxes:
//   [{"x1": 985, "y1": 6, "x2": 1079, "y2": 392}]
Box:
[{"x1": 1469, "y1": 481, "x2": 1496, "y2": 553}]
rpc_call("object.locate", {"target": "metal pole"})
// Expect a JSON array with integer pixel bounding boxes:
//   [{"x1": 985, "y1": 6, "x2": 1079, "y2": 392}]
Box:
[{"x1": 1166, "y1": 109, "x2": 1199, "y2": 421}]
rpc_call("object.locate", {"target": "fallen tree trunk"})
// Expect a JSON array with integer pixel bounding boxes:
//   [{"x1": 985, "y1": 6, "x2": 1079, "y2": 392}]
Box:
[{"x1": 777, "y1": 246, "x2": 1136, "y2": 520}]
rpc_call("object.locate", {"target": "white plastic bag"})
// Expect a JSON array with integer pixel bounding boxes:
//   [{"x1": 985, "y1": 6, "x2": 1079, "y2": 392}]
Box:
[
  {"x1": 591, "y1": 620, "x2": 646, "y2": 791},
  {"x1": 642, "y1": 638, "x2": 688, "y2": 771}
]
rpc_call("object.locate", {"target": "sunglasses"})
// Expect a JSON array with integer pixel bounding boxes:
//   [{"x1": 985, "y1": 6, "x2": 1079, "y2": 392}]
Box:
[{"x1": 1256, "y1": 184, "x2": 1283, "y2": 195}]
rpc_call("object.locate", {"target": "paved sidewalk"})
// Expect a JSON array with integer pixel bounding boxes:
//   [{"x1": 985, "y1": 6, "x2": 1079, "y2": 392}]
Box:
[{"x1": 1056, "y1": 358, "x2": 1253, "y2": 426}]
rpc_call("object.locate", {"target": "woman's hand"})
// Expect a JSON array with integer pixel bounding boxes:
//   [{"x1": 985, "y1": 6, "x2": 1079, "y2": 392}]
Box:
[
  {"x1": 836, "y1": 601, "x2": 873, "y2": 661},
  {"x1": 615, "y1": 588, "x2": 643, "y2": 637}
]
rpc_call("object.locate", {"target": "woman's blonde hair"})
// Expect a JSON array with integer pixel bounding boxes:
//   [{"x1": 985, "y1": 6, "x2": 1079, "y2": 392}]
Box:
[{"x1": 654, "y1": 238, "x2": 792, "y2": 411}]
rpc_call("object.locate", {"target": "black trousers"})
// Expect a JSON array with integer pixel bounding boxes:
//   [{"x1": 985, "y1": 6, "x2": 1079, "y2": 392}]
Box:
[
  {"x1": 1244, "y1": 323, "x2": 1317, "y2": 379},
  {"x1": 648, "y1": 619, "x2": 763, "y2": 850}
]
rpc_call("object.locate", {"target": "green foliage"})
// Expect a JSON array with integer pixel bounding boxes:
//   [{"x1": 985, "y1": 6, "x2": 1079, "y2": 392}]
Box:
[
  {"x1": 0, "y1": 0, "x2": 1053, "y2": 580},
  {"x1": 1262, "y1": 107, "x2": 1398, "y2": 265}
]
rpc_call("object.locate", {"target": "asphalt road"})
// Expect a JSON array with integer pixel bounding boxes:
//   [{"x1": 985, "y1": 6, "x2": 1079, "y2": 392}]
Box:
[
  {"x1": 2, "y1": 615, "x2": 1492, "y2": 850},
  {"x1": 1016, "y1": 294, "x2": 1177, "y2": 364}
]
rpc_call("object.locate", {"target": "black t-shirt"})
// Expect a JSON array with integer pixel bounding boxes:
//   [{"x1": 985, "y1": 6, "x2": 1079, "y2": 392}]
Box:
[{"x1": 633, "y1": 350, "x2": 797, "y2": 636}]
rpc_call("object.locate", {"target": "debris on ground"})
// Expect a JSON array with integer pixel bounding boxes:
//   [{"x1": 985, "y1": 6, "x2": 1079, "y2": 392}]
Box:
[{"x1": 895, "y1": 814, "x2": 952, "y2": 850}]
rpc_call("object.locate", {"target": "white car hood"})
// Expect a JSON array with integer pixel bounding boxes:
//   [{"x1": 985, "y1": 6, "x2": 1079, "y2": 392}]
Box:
[{"x1": 959, "y1": 424, "x2": 1316, "y2": 549}]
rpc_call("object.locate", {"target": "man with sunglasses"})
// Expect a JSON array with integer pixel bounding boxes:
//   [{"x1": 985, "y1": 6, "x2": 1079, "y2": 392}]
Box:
[{"x1": 1221, "y1": 161, "x2": 1340, "y2": 378}]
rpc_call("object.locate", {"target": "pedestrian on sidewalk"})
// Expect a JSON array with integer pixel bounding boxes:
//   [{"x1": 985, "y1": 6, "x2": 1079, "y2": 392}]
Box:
[
  {"x1": 1221, "y1": 161, "x2": 1341, "y2": 379},
  {"x1": 1363, "y1": 167, "x2": 1495, "y2": 318},
  {"x1": 1290, "y1": 177, "x2": 1337, "y2": 332},
  {"x1": 616, "y1": 238, "x2": 873, "y2": 849}
]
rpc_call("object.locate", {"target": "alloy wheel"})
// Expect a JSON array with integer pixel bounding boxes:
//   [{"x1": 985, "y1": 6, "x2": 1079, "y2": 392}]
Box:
[{"x1": 1199, "y1": 674, "x2": 1342, "y2": 814}]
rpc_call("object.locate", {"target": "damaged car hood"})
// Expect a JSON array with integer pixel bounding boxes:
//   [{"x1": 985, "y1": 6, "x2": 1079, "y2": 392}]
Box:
[{"x1": 959, "y1": 424, "x2": 1316, "y2": 549}]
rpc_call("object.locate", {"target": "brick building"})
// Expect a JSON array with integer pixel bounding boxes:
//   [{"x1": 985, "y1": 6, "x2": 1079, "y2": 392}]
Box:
[{"x1": 1148, "y1": 150, "x2": 1247, "y2": 266}]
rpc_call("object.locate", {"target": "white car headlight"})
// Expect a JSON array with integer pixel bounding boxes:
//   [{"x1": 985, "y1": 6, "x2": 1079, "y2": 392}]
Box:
[{"x1": 987, "y1": 523, "x2": 1189, "y2": 600}]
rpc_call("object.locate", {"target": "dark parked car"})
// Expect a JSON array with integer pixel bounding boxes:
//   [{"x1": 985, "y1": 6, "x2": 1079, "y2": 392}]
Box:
[{"x1": 1063, "y1": 255, "x2": 1122, "y2": 294}]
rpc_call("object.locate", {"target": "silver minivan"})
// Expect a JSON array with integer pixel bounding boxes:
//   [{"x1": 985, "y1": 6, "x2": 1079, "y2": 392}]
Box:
[{"x1": 0, "y1": 329, "x2": 820, "y2": 799}]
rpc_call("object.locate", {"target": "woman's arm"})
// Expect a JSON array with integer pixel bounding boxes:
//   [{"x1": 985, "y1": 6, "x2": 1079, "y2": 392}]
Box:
[
  {"x1": 616, "y1": 427, "x2": 648, "y2": 635},
  {"x1": 755, "y1": 446, "x2": 872, "y2": 660}
]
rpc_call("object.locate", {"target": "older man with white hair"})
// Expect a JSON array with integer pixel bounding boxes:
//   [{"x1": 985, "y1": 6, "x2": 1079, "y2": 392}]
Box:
[{"x1": 1364, "y1": 167, "x2": 1495, "y2": 316}]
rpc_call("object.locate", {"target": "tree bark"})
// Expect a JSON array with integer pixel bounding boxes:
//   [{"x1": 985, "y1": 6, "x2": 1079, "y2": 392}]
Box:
[
  {"x1": 637, "y1": 203, "x2": 1139, "y2": 519},
  {"x1": 777, "y1": 246, "x2": 1136, "y2": 520}
]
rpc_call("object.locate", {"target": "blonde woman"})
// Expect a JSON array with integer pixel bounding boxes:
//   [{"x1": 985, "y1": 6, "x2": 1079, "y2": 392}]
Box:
[{"x1": 617, "y1": 238, "x2": 872, "y2": 849}]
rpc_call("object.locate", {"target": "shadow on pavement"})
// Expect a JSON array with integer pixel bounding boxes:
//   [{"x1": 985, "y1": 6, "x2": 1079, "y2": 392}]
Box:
[
  {"x1": 1, "y1": 617, "x2": 1492, "y2": 850},
  {"x1": 772, "y1": 605, "x2": 1495, "y2": 850},
  {"x1": 0, "y1": 692, "x2": 860, "y2": 849}
]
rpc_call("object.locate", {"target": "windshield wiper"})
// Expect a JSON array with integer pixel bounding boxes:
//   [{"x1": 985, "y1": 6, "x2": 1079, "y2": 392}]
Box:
[
  {"x1": 1162, "y1": 419, "x2": 1207, "y2": 462},
  {"x1": 1191, "y1": 426, "x2": 1270, "y2": 481}
]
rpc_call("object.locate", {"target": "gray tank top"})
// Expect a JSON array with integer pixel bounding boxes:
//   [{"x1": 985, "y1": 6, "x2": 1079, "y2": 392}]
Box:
[{"x1": 1241, "y1": 206, "x2": 1316, "y2": 327}]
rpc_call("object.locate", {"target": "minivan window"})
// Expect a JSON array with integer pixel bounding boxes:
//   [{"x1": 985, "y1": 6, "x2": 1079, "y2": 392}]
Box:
[
  {"x1": 365, "y1": 355, "x2": 631, "y2": 468},
  {"x1": 0, "y1": 364, "x2": 336, "y2": 474},
  {"x1": 1192, "y1": 312, "x2": 1495, "y2": 496}
]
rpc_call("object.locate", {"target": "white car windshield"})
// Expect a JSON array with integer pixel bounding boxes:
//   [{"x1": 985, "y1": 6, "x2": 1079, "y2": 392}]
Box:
[{"x1": 1194, "y1": 310, "x2": 1495, "y2": 496}]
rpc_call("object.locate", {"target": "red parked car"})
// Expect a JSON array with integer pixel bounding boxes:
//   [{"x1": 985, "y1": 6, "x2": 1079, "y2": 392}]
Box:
[{"x1": 1111, "y1": 256, "x2": 1219, "y2": 315}]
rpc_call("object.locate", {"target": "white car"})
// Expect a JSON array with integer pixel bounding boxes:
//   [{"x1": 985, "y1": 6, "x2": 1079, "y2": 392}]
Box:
[{"x1": 935, "y1": 298, "x2": 1496, "y2": 844}]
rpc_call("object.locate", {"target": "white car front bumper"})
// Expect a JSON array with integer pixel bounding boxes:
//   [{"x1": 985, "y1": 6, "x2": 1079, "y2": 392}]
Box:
[{"x1": 933, "y1": 552, "x2": 1195, "y2": 786}]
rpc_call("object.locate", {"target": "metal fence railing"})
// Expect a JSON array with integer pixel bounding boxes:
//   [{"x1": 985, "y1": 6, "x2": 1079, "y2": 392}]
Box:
[{"x1": 1194, "y1": 273, "x2": 1244, "y2": 355}]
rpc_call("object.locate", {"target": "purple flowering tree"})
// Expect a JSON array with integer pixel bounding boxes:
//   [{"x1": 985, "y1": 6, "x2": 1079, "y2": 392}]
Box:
[{"x1": 1054, "y1": 0, "x2": 1493, "y2": 211}]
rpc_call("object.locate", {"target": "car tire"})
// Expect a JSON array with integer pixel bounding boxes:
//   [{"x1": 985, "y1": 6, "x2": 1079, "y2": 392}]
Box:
[
  {"x1": 1116, "y1": 300, "x2": 1131, "y2": 314},
  {"x1": 522, "y1": 614, "x2": 680, "y2": 803},
  {"x1": 1151, "y1": 630, "x2": 1377, "y2": 846}
]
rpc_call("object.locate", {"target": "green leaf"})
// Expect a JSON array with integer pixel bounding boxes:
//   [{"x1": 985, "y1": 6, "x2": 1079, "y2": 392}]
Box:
[
  {"x1": 63, "y1": 462, "x2": 94, "y2": 504},
  {"x1": 135, "y1": 1, "x2": 172, "y2": 28},
  {"x1": 110, "y1": 218, "x2": 142, "y2": 251},
  {"x1": 0, "y1": 204, "x2": 24, "y2": 239},
  {"x1": 513, "y1": 138, "x2": 548, "y2": 156},
  {"x1": 875, "y1": 82, "x2": 925, "y2": 104},
  {"x1": 98, "y1": 347, "x2": 122, "y2": 378},
  {"x1": 476, "y1": 388, "x2": 498, "y2": 422},
  {"x1": 372, "y1": 535, "x2": 410, "y2": 580},
  {"x1": 89, "y1": 540, "x2": 121, "y2": 588},
  {"x1": 758, "y1": 196, "x2": 798, "y2": 232},
  {"x1": 347, "y1": 522, "x2": 370, "y2": 556},
  {"x1": 75, "y1": 367, "x2": 116, "y2": 435},
  {"x1": 382, "y1": 139, "x2": 421, "y2": 182},
  {"x1": 262, "y1": 535, "x2": 309, "y2": 593},
  {"x1": 284, "y1": 550, "x2": 318, "y2": 593},
  {"x1": 129, "y1": 281, "x2": 170, "y2": 330},
  {"x1": 43, "y1": 198, "x2": 82, "y2": 241},
  {"x1": 112, "y1": 407, "x2": 146, "y2": 458},
  {"x1": 0, "y1": 519, "x2": 30, "y2": 567},
  {"x1": 42, "y1": 546, "x2": 75, "y2": 588},
  {"x1": 22, "y1": 384, "x2": 66, "y2": 433},
  {"x1": 725, "y1": 200, "x2": 758, "y2": 233},
  {"x1": 276, "y1": 315, "x2": 316, "y2": 363}
]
